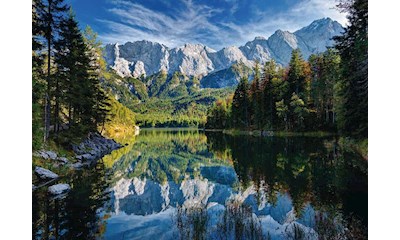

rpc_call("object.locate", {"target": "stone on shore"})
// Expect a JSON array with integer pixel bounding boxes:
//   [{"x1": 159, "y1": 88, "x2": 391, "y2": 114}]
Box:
[
  {"x1": 76, "y1": 153, "x2": 96, "y2": 161},
  {"x1": 34, "y1": 166, "x2": 59, "y2": 180},
  {"x1": 72, "y1": 132, "x2": 123, "y2": 164},
  {"x1": 70, "y1": 162, "x2": 84, "y2": 169},
  {"x1": 37, "y1": 150, "x2": 58, "y2": 160},
  {"x1": 57, "y1": 157, "x2": 69, "y2": 164},
  {"x1": 48, "y1": 183, "x2": 70, "y2": 195}
]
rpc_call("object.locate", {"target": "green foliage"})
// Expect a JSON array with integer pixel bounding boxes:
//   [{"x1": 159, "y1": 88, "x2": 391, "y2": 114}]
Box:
[
  {"x1": 289, "y1": 93, "x2": 309, "y2": 130},
  {"x1": 126, "y1": 77, "x2": 149, "y2": 100},
  {"x1": 275, "y1": 100, "x2": 288, "y2": 130},
  {"x1": 287, "y1": 49, "x2": 309, "y2": 98},
  {"x1": 334, "y1": 0, "x2": 368, "y2": 138},
  {"x1": 207, "y1": 10, "x2": 367, "y2": 142},
  {"x1": 54, "y1": 10, "x2": 110, "y2": 135},
  {"x1": 110, "y1": 130, "x2": 230, "y2": 184},
  {"x1": 102, "y1": 69, "x2": 234, "y2": 127},
  {"x1": 147, "y1": 70, "x2": 167, "y2": 96},
  {"x1": 102, "y1": 97, "x2": 136, "y2": 138},
  {"x1": 205, "y1": 97, "x2": 232, "y2": 129},
  {"x1": 232, "y1": 77, "x2": 251, "y2": 128},
  {"x1": 250, "y1": 62, "x2": 263, "y2": 128},
  {"x1": 309, "y1": 49, "x2": 341, "y2": 130},
  {"x1": 33, "y1": 1, "x2": 114, "y2": 149}
]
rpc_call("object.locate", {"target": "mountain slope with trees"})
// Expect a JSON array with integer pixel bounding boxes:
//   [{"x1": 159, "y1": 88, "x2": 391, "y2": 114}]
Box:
[
  {"x1": 32, "y1": 0, "x2": 136, "y2": 150},
  {"x1": 206, "y1": 0, "x2": 368, "y2": 143}
]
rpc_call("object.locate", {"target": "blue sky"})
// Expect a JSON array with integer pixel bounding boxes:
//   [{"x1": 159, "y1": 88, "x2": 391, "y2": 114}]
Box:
[{"x1": 67, "y1": 0, "x2": 347, "y2": 49}]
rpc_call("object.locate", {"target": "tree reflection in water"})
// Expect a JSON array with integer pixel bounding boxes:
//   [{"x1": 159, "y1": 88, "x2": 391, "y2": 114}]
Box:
[
  {"x1": 33, "y1": 130, "x2": 367, "y2": 239},
  {"x1": 32, "y1": 162, "x2": 110, "y2": 240},
  {"x1": 204, "y1": 132, "x2": 367, "y2": 239}
]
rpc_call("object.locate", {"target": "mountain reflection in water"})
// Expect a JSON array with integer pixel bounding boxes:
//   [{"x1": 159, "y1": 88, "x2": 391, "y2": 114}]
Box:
[{"x1": 33, "y1": 129, "x2": 367, "y2": 239}]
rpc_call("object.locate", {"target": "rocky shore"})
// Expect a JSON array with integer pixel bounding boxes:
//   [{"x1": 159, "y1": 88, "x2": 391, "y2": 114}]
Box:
[
  {"x1": 72, "y1": 132, "x2": 122, "y2": 165},
  {"x1": 33, "y1": 132, "x2": 123, "y2": 195}
]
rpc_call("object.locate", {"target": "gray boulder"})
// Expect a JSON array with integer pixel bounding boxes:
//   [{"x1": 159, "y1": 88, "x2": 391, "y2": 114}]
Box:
[
  {"x1": 34, "y1": 166, "x2": 59, "y2": 180},
  {"x1": 36, "y1": 150, "x2": 58, "y2": 160},
  {"x1": 72, "y1": 132, "x2": 123, "y2": 164},
  {"x1": 48, "y1": 183, "x2": 70, "y2": 195},
  {"x1": 70, "y1": 162, "x2": 84, "y2": 169},
  {"x1": 76, "y1": 153, "x2": 96, "y2": 162},
  {"x1": 57, "y1": 157, "x2": 69, "y2": 164},
  {"x1": 46, "y1": 151, "x2": 58, "y2": 160}
]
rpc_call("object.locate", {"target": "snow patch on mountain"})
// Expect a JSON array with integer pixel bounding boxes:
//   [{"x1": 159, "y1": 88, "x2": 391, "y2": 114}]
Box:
[{"x1": 104, "y1": 18, "x2": 343, "y2": 86}]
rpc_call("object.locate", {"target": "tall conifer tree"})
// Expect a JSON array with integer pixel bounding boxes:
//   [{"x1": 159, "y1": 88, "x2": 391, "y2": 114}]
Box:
[
  {"x1": 334, "y1": 0, "x2": 368, "y2": 137},
  {"x1": 232, "y1": 77, "x2": 251, "y2": 128},
  {"x1": 38, "y1": 0, "x2": 68, "y2": 140}
]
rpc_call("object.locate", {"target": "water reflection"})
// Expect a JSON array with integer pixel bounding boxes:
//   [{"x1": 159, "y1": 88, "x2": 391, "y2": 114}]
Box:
[
  {"x1": 103, "y1": 129, "x2": 367, "y2": 239},
  {"x1": 32, "y1": 162, "x2": 110, "y2": 239},
  {"x1": 32, "y1": 129, "x2": 367, "y2": 239}
]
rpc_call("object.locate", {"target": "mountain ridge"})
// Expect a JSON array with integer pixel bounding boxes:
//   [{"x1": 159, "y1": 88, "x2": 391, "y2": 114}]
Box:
[{"x1": 104, "y1": 18, "x2": 343, "y2": 86}]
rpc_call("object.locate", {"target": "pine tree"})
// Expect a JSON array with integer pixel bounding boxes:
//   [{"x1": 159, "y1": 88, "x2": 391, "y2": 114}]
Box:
[
  {"x1": 287, "y1": 49, "x2": 308, "y2": 98},
  {"x1": 232, "y1": 77, "x2": 251, "y2": 128},
  {"x1": 33, "y1": 0, "x2": 46, "y2": 147},
  {"x1": 276, "y1": 100, "x2": 289, "y2": 130},
  {"x1": 83, "y1": 25, "x2": 111, "y2": 133},
  {"x1": 286, "y1": 49, "x2": 312, "y2": 129},
  {"x1": 250, "y1": 62, "x2": 263, "y2": 128},
  {"x1": 289, "y1": 93, "x2": 309, "y2": 130},
  {"x1": 309, "y1": 49, "x2": 341, "y2": 129},
  {"x1": 334, "y1": 0, "x2": 368, "y2": 138},
  {"x1": 261, "y1": 60, "x2": 278, "y2": 129},
  {"x1": 38, "y1": 0, "x2": 68, "y2": 141},
  {"x1": 55, "y1": 10, "x2": 97, "y2": 134}
]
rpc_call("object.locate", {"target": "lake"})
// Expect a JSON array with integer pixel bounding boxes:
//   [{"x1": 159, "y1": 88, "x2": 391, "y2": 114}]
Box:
[{"x1": 33, "y1": 129, "x2": 368, "y2": 239}]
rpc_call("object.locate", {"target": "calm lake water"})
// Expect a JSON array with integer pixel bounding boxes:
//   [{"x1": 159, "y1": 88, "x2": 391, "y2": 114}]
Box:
[{"x1": 33, "y1": 129, "x2": 368, "y2": 239}]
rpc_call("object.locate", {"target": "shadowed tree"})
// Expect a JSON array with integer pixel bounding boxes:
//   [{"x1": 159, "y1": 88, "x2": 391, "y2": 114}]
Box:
[
  {"x1": 334, "y1": 0, "x2": 368, "y2": 138},
  {"x1": 38, "y1": 0, "x2": 68, "y2": 141}
]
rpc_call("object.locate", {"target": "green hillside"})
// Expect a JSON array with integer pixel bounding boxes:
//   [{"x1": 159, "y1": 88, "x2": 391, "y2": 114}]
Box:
[{"x1": 102, "y1": 70, "x2": 234, "y2": 127}]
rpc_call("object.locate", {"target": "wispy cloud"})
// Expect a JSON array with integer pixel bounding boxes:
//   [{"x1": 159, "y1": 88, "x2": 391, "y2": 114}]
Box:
[
  {"x1": 220, "y1": 0, "x2": 348, "y2": 46},
  {"x1": 98, "y1": 0, "x2": 347, "y2": 49},
  {"x1": 99, "y1": 0, "x2": 230, "y2": 49}
]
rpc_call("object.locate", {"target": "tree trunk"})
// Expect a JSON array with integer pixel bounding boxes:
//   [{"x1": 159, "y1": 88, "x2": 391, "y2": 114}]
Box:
[
  {"x1": 54, "y1": 77, "x2": 59, "y2": 135},
  {"x1": 44, "y1": 94, "x2": 50, "y2": 142},
  {"x1": 44, "y1": 3, "x2": 52, "y2": 143}
]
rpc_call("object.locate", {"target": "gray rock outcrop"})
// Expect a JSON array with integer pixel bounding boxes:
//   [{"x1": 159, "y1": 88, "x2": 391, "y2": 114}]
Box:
[
  {"x1": 36, "y1": 150, "x2": 58, "y2": 160},
  {"x1": 72, "y1": 132, "x2": 123, "y2": 165},
  {"x1": 104, "y1": 18, "x2": 343, "y2": 82},
  {"x1": 34, "y1": 167, "x2": 59, "y2": 180},
  {"x1": 48, "y1": 183, "x2": 71, "y2": 195}
]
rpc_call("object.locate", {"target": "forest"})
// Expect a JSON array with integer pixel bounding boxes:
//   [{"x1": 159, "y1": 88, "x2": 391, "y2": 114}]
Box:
[
  {"x1": 32, "y1": 0, "x2": 367, "y2": 150},
  {"x1": 32, "y1": 0, "x2": 139, "y2": 150},
  {"x1": 206, "y1": 0, "x2": 368, "y2": 140}
]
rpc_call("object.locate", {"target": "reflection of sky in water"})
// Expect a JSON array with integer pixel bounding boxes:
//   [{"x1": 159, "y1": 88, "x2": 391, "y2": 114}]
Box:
[
  {"x1": 33, "y1": 130, "x2": 366, "y2": 239},
  {"x1": 95, "y1": 129, "x2": 368, "y2": 239},
  {"x1": 103, "y1": 141, "x2": 320, "y2": 239}
]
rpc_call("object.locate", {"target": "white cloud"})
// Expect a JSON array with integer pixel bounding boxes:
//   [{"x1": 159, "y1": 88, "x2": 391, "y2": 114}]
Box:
[
  {"x1": 98, "y1": 0, "x2": 347, "y2": 49},
  {"x1": 220, "y1": 0, "x2": 348, "y2": 47},
  {"x1": 99, "y1": 0, "x2": 229, "y2": 48}
]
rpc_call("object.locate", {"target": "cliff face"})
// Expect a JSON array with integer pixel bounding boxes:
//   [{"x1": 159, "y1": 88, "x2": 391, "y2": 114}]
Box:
[{"x1": 104, "y1": 18, "x2": 343, "y2": 87}]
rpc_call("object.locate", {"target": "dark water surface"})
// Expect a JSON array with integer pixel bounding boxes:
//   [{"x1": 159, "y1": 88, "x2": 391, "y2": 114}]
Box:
[{"x1": 33, "y1": 129, "x2": 367, "y2": 239}]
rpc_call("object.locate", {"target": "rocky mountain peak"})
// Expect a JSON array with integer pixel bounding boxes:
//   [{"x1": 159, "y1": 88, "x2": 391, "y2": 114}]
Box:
[
  {"x1": 254, "y1": 36, "x2": 266, "y2": 41},
  {"x1": 104, "y1": 18, "x2": 344, "y2": 81}
]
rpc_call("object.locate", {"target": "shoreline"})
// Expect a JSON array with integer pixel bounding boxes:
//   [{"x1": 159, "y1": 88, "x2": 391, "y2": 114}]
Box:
[
  {"x1": 32, "y1": 132, "x2": 124, "y2": 192},
  {"x1": 204, "y1": 128, "x2": 337, "y2": 137}
]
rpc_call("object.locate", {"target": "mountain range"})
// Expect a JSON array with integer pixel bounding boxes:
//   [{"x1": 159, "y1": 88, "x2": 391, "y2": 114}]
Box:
[{"x1": 104, "y1": 18, "x2": 343, "y2": 88}]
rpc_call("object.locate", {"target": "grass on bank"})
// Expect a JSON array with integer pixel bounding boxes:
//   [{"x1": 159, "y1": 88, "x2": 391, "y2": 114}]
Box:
[
  {"x1": 220, "y1": 129, "x2": 336, "y2": 137},
  {"x1": 338, "y1": 137, "x2": 368, "y2": 160}
]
